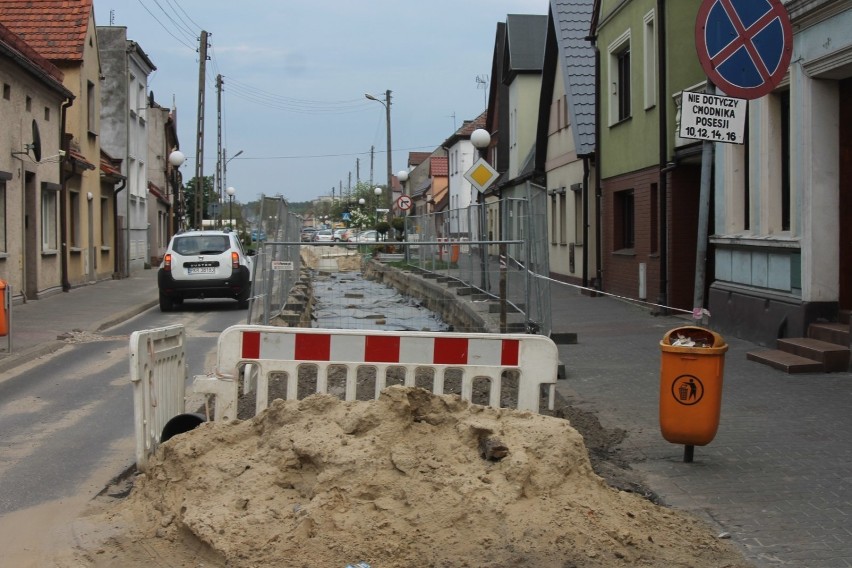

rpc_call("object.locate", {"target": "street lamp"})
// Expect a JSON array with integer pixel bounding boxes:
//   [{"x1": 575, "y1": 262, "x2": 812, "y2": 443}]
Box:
[
  {"x1": 226, "y1": 186, "x2": 236, "y2": 228},
  {"x1": 220, "y1": 149, "x2": 243, "y2": 227},
  {"x1": 470, "y1": 129, "x2": 491, "y2": 294},
  {"x1": 168, "y1": 149, "x2": 186, "y2": 233},
  {"x1": 365, "y1": 91, "x2": 393, "y2": 217},
  {"x1": 374, "y1": 187, "x2": 382, "y2": 238}
]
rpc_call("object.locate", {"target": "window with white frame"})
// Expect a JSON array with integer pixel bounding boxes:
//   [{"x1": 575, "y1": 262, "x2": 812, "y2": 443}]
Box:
[
  {"x1": 643, "y1": 11, "x2": 656, "y2": 110},
  {"x1": 609, "y1": 30, "x2": 632, "y2": 124},
  {"x1": 42, "y1": 186, "x2": 58, "y2": 250}
]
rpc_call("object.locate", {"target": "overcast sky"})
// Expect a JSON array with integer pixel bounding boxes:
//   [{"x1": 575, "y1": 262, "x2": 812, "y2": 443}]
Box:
[{"x1": 92, "y1": 1, "x2": 547, "y2": 205}]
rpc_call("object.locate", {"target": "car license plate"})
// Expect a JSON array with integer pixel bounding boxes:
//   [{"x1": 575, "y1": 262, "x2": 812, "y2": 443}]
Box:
[{"x1": 188, "y1": 266, "x2": 215, "y2": 274}]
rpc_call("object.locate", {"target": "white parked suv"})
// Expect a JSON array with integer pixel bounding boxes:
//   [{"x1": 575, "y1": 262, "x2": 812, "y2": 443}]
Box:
[{"x1": 157, "y1": 230, "x2": 254, "y2": 311}]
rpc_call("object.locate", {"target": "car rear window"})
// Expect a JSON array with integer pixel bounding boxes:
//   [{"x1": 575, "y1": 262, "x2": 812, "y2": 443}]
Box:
[{"x1": 173, "y1": 235, "x2": 230, "y2": 255}]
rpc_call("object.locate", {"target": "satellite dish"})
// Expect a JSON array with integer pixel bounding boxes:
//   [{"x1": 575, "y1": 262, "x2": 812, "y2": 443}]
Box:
[{"x1": 29, "y1": 119, "x2": 42, "y2": 162}]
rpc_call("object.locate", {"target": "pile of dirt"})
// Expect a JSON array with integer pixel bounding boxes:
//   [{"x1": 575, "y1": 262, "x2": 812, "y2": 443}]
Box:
[{"x1": 79, "y1": 387, "x2": 749, "y2": 567}]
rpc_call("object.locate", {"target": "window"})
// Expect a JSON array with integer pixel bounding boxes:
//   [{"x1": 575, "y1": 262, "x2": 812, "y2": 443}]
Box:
[
  {"x1": 44, "y1": 107, "x2": 50, "y2": 121},
  {"x1": 614, "y1": 189, "x2": 635, "y2": 250},
  {"x1": 574, "y1": 189, "x2": 583, "y2": 245},
  {"x1": 550, "y1": 193, "x2": 559, "y2": 244},
  {"x1": 87, "y1": 81, "x2": 96, "y2": 133},
  {"x1": 0, "y1": 181, "x2": 6, "y2": 252},
  {"x1": 643, "y1": 11, "x2": 656, "y2": 109},
  {"x1": 650, "y1": 183, "x2": 658, "y2": 253},
  {"x1": 26, "y1": 96, "x2": 32, "y2": 112},
  {"x1": 608, "y1": 31, "x2": 632, "y2": 124},
  {"x1": 101, "y1": 197, "x2": 110, "y2": 246},
  {"x1": 617, "y1": 49, "x2": 631, "y2": 120},
  {"x1": 3, "y1": 84, "x2": 10, "y2": 100},
  {"x1": 42, "y1": 186, "x2": 58, "y2": 250},
  {"x1": 70, "y1": 191, "x2": 80, "y2": 247}
]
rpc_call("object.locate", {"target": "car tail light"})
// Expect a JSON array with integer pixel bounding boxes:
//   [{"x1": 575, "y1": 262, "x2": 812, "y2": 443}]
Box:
[
  {"x1": 232, "y1": 251, "x2": 240, "y2": 269},
  {"x1": 163, "y1": 253, "x2": 172, "y2": 271}
]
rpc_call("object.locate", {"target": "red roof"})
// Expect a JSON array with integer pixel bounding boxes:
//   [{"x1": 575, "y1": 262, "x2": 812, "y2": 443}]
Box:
[
  {"x1": 0, "y1": 21, "x2": 65, "y2": 83},
  {"x1": 430, "y1": 156, "x2": 448, "y2": 177},
  {"x1": 408, "y1": 152, "x2": 432, "y2": 167},
  {"x1": 2, "y1": 0, "x2": 93, "y2": 62}
]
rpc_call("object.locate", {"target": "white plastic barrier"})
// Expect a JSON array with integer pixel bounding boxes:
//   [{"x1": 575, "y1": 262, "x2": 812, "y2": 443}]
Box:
[
  {"x1": 130, "y1": 325, "x2": 187, "y2": 471},
  {"x1": 193, "y1": 325, "x2": 559, "y2": 421}
]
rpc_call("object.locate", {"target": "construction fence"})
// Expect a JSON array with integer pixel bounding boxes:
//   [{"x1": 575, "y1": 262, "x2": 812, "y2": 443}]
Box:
[{"x1": 245, "y1": 186, "x2": 551, "y2": 337}]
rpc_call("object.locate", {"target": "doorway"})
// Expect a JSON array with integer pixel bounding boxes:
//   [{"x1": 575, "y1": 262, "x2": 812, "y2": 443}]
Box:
[
  {"x1": 839, "y1": 78, "x2": 852, "y2": 309},
  {"x1": 24, "y1": 171, "x2": 37, "y2": 299}
]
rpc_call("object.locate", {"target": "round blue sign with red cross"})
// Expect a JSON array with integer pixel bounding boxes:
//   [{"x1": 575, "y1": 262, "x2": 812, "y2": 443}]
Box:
[{"x1": 695, "y1": 0, "x2": 793, "y2": 100}]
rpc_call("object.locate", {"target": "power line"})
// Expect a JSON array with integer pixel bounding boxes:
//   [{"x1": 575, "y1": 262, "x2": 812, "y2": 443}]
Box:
[
  {"x1": 163, "y1": 0, "x2": 200, "y2": 37},
  {"x1": 182, "y1": 144, "x2": 437, "y2": 162},
  {"x1": 134, "y1": 0, "x2": 195, "y2": 50},
  {"x1": 148, "y1": 0, "x2": 196, "y2": 40}
]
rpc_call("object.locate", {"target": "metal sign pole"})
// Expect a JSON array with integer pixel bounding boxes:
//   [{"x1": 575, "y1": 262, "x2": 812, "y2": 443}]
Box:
[{"x1": 693, "y1": 81, "x2": 715, "y2": 322}]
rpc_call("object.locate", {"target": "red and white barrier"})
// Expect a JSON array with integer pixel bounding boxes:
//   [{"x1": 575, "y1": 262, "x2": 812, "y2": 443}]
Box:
[{"x1": 194, "y1": 325, "x2": 559, "y2": 421}]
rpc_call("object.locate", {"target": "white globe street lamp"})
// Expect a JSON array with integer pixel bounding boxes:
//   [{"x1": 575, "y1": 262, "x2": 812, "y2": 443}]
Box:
[
  {"x1": 168, "y1": 150, "x2": 186, "y2": 232},
  {"x1": 226, "y1": 186, "x2": 236, "y2": 228}
]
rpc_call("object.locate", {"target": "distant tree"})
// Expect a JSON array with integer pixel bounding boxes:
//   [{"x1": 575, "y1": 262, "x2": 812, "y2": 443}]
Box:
[{"x1": 183, "y1": 175, "x2": 216, "y2": 228}]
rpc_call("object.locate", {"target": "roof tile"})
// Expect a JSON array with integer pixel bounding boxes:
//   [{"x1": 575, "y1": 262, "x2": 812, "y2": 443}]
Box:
[{"x1": 2, "y1": 0, "x2": 93, "y2": 62}]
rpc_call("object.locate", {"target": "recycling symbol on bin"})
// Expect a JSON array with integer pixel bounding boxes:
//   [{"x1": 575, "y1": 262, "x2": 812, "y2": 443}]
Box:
[{"x1": 671, "y1": 374, "x2": 705, "y2": 406}]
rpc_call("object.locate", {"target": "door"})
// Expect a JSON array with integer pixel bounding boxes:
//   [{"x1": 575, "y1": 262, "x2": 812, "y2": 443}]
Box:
[{"x1": 839, "y1": 79, "x2": 852, "y2": 309}]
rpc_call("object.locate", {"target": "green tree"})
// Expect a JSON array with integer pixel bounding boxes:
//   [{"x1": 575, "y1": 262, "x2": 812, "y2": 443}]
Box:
[{"x1": 184, "y1": 175, "x2": 217, "y2": 228}]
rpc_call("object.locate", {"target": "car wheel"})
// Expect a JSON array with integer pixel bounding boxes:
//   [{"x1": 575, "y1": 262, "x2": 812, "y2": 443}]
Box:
[{"x1": 159, "y1": 291, "x2": 175, "y2": 312}]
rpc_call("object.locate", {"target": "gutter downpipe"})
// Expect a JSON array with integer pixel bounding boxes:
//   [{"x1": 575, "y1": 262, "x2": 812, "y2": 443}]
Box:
[
  {"x1": 588, "y1": 33, "x2": 604, "y2": 290},
  {"x1": 60, "y1": 98, "x2": 73, "y2": 292},
  {"x1": 582, "y1": 156, "x2": 590, "y2": 288},
  {"x1": 114, "y1": 178, "x2": 127, "y2": 277},
  {"x1": 657, "y1": 0, "x2": 669, "y2": 311}
]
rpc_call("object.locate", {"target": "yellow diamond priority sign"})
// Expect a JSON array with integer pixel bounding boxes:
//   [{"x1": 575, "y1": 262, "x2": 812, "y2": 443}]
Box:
[{"x1": 464, "y1": 158, "x2": 499, "y2": 193}]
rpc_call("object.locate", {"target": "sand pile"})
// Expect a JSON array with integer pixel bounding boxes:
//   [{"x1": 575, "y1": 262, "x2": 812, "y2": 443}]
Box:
[{"x1": 101, "y1": 387, "x2": 748, "y2": 567}]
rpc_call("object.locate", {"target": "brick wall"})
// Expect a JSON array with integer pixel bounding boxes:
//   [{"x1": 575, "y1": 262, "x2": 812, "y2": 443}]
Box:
[{"x1": 601, "y1": 163, "x2": 701, "y2": 310}]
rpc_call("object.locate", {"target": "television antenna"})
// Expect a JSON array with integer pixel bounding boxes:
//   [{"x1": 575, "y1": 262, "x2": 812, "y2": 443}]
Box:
[{"x1": 475, "y1": 74, "x2": 489, "y2": 109}]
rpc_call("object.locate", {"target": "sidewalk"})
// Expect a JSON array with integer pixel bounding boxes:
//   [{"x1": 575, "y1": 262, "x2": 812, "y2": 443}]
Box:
[
  {"x1": 0, "y1": 270, "x2": 159, "y2": 374},
  {"x1": 548, "y1": 280, "x2": 852, "y2": 568},
  {"x1": 1, "y1": 267, "x2": 849, "y2": 566}
]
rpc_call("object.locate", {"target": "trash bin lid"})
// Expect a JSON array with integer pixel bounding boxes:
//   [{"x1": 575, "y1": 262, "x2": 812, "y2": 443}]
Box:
[{"x1": 660, "y1": 326, "x2": 728, "y2": 354}]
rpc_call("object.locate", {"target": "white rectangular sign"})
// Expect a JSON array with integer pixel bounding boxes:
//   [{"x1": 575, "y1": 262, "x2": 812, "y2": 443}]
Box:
[
  {"x1": 679, "y1": 91, "x2": 746, "y2": 144},
  {"x1": 271, "y1": 260, "x2": 294, "y2": 271}
]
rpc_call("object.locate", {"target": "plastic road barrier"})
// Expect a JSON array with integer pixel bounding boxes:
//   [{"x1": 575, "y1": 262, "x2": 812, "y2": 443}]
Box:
[
  {"x1": 659, "y1": 326, "x2": 728, "y2": 462},
  {"x1": 193, "y1": 325, "x2": 560, "y2": 422}
]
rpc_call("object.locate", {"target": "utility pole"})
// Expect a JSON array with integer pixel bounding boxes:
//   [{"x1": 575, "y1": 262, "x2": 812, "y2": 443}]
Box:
[
  {"x1": 370, "y1": 145, "x2": 375, "y2": 189},
  {"x1": 216, "y1": 74, "x2": 223, "y2": 227},
  {"x1": 383, "y1": 89, "x2": 393, "y2": 216},
  {"x1": 194, "y1": 31, "x2": 209, "y2": 229},
  {"x1": 356, "y1": 158, "x2": 360, "y2": 184}
]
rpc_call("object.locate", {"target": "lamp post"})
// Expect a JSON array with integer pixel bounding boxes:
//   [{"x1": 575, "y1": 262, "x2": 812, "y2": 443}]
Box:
[
  {"x1": 220, "y1": 149, "x2": 243, "y2": 227},
  {"x1": 365, "y1": 91, "x2": 392, "y2": 219},
  {"x1": 470, "y1": 128, "x2": 492, "y2": 299},
  {"x1": 168, "y1": 150, "x2": 186, "y2": 233},
  {"x1": 226, "y1": 186, "x2": 236, "y2": 229},
  {"x1": 374, "y1": 187, "x2": 382, "y2": 238},
  {"x1": 397, "y1": 169, "x2": 410, "y2": 258}
]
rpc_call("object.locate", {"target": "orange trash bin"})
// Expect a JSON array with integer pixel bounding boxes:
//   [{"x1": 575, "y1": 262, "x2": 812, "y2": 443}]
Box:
[
  {"x1": 659, "y1": 326, "x2": 727, "y2": 461},
  {"x1": 450, "y1": 244, "x2": 460, "y2": 264}
]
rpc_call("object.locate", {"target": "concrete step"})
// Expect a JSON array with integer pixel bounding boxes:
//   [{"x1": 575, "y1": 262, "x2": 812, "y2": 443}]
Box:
[
  {"x1": 809, "y1": 322, "x2": 849, "y2": 346},
  {"x1": 746, "y1": 349, "x2": 824, "y2": 373},
  {"x1": 776, "y1": 337, "x2": 850, "y2": 372}
]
